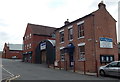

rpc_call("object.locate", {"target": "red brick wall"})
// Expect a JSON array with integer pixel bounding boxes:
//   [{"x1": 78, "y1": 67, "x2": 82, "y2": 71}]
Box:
[
  {"x1": 55, "y1": 5, "x2": 118, "y2": 72},
  {"x1": 23, "y1": 26, "x2": 55, "y2": 63},
  {"x1": 2, "y1": 43, "x2": 22, "y2": 59}
]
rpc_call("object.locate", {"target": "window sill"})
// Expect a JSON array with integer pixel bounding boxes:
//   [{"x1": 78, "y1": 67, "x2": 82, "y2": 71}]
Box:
[
  {"x1": 78, "y1": 36, "x2": 85, "y2": 39},
  {"x1": 69, "y1": 39, "x2": 73, "y2": 42},
  {"x1": 60, "y1": 42, "x2": 64, "y2": 44},
  {"x1": 78, "y1": 59, "x2": 85, "y2": 61}
]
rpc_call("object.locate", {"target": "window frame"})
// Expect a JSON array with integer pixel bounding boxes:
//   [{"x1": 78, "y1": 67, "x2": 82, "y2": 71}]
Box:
[
  {"x1": 78, "y1": 45, "x2": 85, "y2": 61},
  {"x1": 68, "y1": 27, "x2": 73, "y2": 41},
  {"x1": 59, "y1": 31, "x2": 64, "y2": 43}
]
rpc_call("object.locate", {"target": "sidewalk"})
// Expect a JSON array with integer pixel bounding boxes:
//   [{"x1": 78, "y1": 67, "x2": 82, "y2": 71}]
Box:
[{"x1": 49, "y1": 65, "x2": 98, "y2": 77}]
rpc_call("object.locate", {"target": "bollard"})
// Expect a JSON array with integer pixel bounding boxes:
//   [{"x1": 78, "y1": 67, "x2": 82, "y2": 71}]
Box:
[
  {"x1": 48, "y1": 61, "x2": 49, "y2": 68},
  {"x1": 53, "y1": 61, "x2": 55, "y2": 69},
  {"x1": 66, "y1": 61, "x2": 67, "y2": 71},
  {"x1": 59, "y1": 60, "x2": 61, "y2": 70},
  {"x1": 73, "y1": 61, "x2": 75, "y2": 72},
  {"x1": 95, "y1": 60, "x2": 98, "y2": 77},
  {"x1": 84, "y1": 61, "x2": 86, "y2": 74}
]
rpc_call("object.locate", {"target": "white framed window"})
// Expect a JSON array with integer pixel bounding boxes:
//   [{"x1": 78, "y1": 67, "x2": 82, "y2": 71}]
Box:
[
  {"x1": 27, "y1": 44, "x2": 29, "y2": 49},
  {"x1": 59, "y1": 31, "x2": 64, "y2": 43},
  {"x1": 25, "y1": 36, "x2": 26, "y2": 41},
  {"x1": 68, "y1": 28, "x2": 73, "y2": 41},
  {"x1": 60, "y1": 49, "x2": 65, "y2": 61},
  {"x1": 29, "y1": 43, "x2": 31, "y2": 48},
  {"x1": 24, "y1": 44, "x2": 26, "y2": 50},
  {"x1": 78, "y1": 44, "x2": 85, "y2": 61},
  {"x1": 77, "y1": 21, "x2": 84, "y2": 38},
  {"x1": 30, "y1": 33, "x2": 31, "y2": 38},
  {"x1": 27, "y1": 35, "x2": 29, "y2": 40}
]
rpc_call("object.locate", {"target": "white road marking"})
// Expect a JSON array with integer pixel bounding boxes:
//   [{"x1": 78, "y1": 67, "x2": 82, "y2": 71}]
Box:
[{"x1": 2, "y1": 66, "x2": 14, "y2": 77}]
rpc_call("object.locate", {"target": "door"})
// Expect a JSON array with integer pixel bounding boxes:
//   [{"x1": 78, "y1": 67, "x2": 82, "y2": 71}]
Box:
[{"x1": 41, "y1": 51, "x2": 46, "y2": 64}]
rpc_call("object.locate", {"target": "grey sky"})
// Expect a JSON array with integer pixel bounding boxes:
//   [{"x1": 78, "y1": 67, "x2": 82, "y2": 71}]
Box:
[{"x1": 0, "y1": 0, "x2": 119, "y2": 51}]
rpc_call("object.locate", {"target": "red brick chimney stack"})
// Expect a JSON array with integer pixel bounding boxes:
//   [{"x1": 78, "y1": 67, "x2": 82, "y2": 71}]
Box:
[
  {"x1": 64, "y1": 19, "x2": 70, "y2": 25},
  {"x1": 98, "y1": 1, "x2": 106, "y2": 9}
]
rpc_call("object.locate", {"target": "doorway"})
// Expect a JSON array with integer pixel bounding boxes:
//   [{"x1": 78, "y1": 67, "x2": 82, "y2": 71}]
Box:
[{"x1": 41, "y1": 51, "x2": 47, "y2": 64}]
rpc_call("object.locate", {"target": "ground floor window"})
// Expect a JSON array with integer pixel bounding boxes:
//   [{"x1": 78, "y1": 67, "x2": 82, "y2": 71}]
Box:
[
  {"x1": 78, "y1": 46, "x2": 85, "y2": 61},
  {"x1": 60, "y1": 49, "x2": 65, "y2": 61},
  {"x1": 100, "y1": 55, "x2": 114, "y2": 63}
]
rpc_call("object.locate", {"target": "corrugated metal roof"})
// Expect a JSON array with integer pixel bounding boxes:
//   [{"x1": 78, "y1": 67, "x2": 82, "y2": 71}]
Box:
[
  {"x1": 48, "y1": 39, "x2": 55, "y2": 46},
  {"x1": 7, "y1": 44, "x2": 23, "y2": 50}
]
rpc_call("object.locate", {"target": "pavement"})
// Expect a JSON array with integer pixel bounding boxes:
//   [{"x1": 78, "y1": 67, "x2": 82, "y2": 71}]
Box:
[{"x1": 1, "y1": 58, "x2": 120, "y2": 81}]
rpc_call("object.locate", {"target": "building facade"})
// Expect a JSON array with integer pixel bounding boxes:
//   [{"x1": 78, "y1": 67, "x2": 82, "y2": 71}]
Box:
[
  {"x1": 2, "y1": 43, "x2": 23, "y2": 59},
  {"x1": 22, "y1": 23, "x2": 56, "y2": 63},
  {"x1": 55, "y1": 2, "x2": 118, "y2": 72}
]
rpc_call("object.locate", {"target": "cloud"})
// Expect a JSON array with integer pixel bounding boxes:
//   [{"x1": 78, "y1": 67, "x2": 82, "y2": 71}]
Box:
[{"x1": 0, "y1": 0, "x2": 119, "y2": 51}]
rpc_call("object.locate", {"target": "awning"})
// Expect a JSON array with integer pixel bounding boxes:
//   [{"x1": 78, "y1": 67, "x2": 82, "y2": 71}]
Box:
[{"x1": 64, "y1": 43, "x2": 75, "y2": 54}]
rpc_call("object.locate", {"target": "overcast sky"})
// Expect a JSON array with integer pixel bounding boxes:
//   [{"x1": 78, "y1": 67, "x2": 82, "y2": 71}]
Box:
[{"x1": 0, "y1": 0, "x2": 119, "y2": 51}]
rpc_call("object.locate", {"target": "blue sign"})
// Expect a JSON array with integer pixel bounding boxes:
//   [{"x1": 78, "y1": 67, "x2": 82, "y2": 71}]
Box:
[
  {"x1": 100, "y1": 38, "x2": 112, "y2": 42},
  {"x1": 100, "y1": 37, "x2": 113, "y2": 48}
]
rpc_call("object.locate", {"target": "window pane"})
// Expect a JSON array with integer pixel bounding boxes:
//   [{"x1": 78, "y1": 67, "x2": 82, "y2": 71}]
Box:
[{"x1": 78, "y1": 23, "x2": 84, "y2": 38}]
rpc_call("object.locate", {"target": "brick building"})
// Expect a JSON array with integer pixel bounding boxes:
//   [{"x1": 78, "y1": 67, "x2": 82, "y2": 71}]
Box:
[
  {"x1": 22, "y1": 23, "x2": 56, "y2": 63},
  {"x1": 55, "y1": 1, "x2": 118, "y2": 72},
  {"x1": 2, "y1": 43, "x2": 23, "y2": 59}
]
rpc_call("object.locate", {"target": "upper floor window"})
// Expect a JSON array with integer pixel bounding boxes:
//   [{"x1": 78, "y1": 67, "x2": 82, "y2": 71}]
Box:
[
  {"x1": 27, "y1": 35, "x2": 29, "y2": 40},
  {"x1": 30, "y1": 34, "x2": 31, "y2": 38},
  {"x1": 29, "y1": 43, "x2": 31, "y2": 48},
  {"x1": 25, "y1": 36, "x2": 26, "y2": 41},
  {"x1": 59, "y1": 31, "x2": 64, "y2": 43},
  {"x1": 77, "y1": 21, "x2": 84, "y2": 38},
  {"x1": 68, "y1": 28, "x2": 73, "y2": 41}
]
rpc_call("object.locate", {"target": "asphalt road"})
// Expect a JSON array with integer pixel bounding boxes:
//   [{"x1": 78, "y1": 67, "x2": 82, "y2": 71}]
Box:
[{"x1": 1, "y1": 59, "x2": 120, "y2": 80}]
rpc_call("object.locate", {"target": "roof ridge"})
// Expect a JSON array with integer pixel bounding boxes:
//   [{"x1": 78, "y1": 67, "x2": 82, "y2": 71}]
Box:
[{"x1": 28, "y1": 23, "x2": 56, "y2": 29}]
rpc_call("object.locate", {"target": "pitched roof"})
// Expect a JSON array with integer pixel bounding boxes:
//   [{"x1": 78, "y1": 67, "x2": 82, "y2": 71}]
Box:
[
  {"x1": 55, "y1": 2, "x2": 116, "y2": 32},
  {"x1": 28, "y1": 23, "x2": 57, "y2": 36},
  {"x1": 7, "y1": 44, "x2": 23, "y2": 51}
]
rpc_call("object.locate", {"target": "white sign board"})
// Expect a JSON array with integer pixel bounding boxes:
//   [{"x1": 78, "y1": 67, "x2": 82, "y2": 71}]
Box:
[
  {"x1": 40, "y1": 42, "x2": 46, "y2": 50},
  {"x1": 100, "y1": 37, "x2": 113, "y2": 48}
]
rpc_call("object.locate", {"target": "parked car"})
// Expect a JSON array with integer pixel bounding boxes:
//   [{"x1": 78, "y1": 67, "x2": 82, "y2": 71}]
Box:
[{"x1": 99, "y1": 61, "x2": 120, "y2": 77}]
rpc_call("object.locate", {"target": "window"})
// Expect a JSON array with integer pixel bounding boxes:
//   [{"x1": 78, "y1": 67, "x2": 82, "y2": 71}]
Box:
[
  {"x1": 27, "y1": 44, "x2": 29, "y2": 49},
  {"x1": 60, "y1": 49, "x2": 65, "y2": 61},
  {"x1": 68, "y1": 28, "x2": 73, "y2": 40},
  {"x1": 60, "y1": 31, "x2": 64, "y2": 43},
  {"x1": 29, "y1": 43, "x2": 31, "y2": 48},
  {"x1": 78, "y1": 46, "x2": 85, "y2": 61},
  {"x1": 30, "y1": 34, "x2": 31, "y2": 38},
  {"x1": 107, "y1": 62, "x2": 118, "y2": 67},
  {"x1": 78, "y1": 23, "x2": 84, "y2": 38},
  {"x1": 100, "y1": 55, "x2": 114, "y2": 63},
  {"x1": 25, "y1": 36, "x2": 26, "y2": 41},
  {"x1": 27, "y1": 35, "x2": 29, "y2": 40},
  {"x1": 24, "y1": 45, "x2": 26, "y2": 50}
]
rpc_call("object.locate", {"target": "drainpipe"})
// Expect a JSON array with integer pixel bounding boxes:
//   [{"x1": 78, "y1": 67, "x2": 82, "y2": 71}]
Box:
[{"x1": 92, "y1": 14, "x2": 98, "y2": 77}]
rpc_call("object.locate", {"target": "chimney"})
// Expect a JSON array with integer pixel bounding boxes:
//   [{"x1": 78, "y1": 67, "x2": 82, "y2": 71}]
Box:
[
  {"x1": 98, "y1": 1, "x2": 106, "y2": 9},
  {"x1": 64, "y1": 19, "x2": 70, "y2": 25}
]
